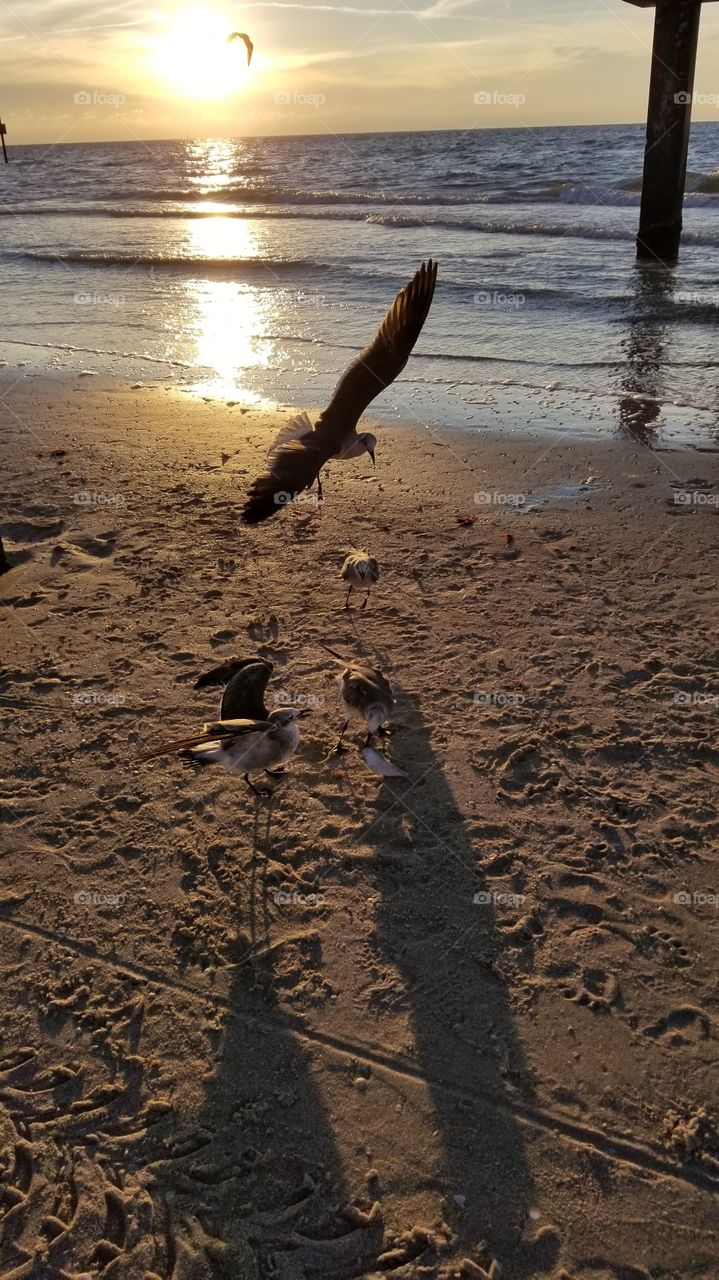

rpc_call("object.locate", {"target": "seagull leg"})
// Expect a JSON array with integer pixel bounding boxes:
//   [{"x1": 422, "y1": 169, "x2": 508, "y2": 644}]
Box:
[
  {"x1": 244, "y1": 772, "x2": 272, "y2": 798},
  {"x1": 316, "y1": 472, "x2": 324, "y2": 502},
  {"x1": 343, "y1": 585, "x2": 352, "y2": 609},
  {"x1": 361, "y1": 588, "x2": 371, "y2": 610},
  {"x1": 331, "y1": 721, "x2": 350, "y2": 754}
]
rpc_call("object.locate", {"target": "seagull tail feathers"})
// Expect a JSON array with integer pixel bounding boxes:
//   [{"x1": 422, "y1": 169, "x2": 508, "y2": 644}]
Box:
[{"x1": 138, "y1": 732, "x2": 216, "y2": 762}]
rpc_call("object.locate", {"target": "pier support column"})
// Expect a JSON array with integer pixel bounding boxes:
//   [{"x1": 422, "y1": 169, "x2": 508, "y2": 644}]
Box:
[{"x1": 634, "y1": 0, "x2": 702, "y2": 263}]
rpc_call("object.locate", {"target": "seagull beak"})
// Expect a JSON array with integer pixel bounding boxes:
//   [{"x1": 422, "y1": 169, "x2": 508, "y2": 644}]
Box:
[
  {"x1": 367, "y1": 447, "x2": 376, "y2": 468},
  {"x1": 297, "y1": 708, "x2": 313, "y2": 717}
]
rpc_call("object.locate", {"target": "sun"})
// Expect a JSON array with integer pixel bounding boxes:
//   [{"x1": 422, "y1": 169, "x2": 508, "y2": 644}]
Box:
[{"x1": 152, "y1": 9, "x2": 252, "y2": 101}]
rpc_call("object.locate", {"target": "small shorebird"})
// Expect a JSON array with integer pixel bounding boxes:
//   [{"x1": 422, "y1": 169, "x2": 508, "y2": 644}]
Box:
[
  {"x1": 227, "y1": 30, "x2": 253, "y2": 65},
  {"x1": 340, "y1": 550, "x2": 379, "y2": 610},
  {"x1": 194, "y1": 655, "x2": 272, "y2": 719},
  {"x1": 137, "y1": 708, "x2": 307, "y2": 795},
  {"x1": 241, "y1": 260, "x2": 438, "y2": 523},
  {"x1": 321, "y1": 645, "x2": 394, "y2": 751}
]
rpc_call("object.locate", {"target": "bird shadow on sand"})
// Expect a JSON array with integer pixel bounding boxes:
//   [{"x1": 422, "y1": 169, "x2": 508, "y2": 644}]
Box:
[{"x1": 351, "y1": 688, "x2": 557, "y2": 1279}]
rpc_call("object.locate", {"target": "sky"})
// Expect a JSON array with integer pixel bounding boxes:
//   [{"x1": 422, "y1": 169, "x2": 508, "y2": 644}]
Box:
[{"x1": 1, "y1": 0, "x2": 718, "y2": 143}]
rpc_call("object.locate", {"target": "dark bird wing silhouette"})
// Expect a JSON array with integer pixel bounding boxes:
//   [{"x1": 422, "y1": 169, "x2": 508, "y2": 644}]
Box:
[
  {"x1": 227, "y1": 31, "x2": 253, "y2": 65},
  {"x1": 194, "y1": 655, "x2": 272, "y2": 718},
  {"x1": 194, "y1": 655, "x2": 265, "y2": 691},
  {"x1": 221, "y1": 661, "x2": 272, "y2": 719},
  {"x1": 319, "y1": 257, "x2": 437, "y2": 429},
  {"x1": 241, "y1": 259, "x2": 437, "y2": 524}
]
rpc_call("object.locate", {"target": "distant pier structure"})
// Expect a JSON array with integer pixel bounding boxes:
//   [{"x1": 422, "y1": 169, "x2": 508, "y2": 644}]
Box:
[{"x1": 624, "y1": 0, "x2": 718, "y2": 262}]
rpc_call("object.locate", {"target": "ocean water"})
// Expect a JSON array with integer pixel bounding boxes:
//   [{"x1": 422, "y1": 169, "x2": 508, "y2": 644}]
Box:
[{"x1": 1, "y1": 125, "x2": 718, "y2": 443}]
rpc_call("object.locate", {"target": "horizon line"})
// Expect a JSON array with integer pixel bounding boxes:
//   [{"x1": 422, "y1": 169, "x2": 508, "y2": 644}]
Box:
[{"x1": 9, "y1": 119, "x2": 719, "y2": 147}]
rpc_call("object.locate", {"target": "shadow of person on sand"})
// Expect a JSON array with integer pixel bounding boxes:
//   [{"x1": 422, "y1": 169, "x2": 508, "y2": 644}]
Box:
[
  {"x1": 354, "y1": 687, "x2": 558, "y2": 1280},
  {"x1": 164, "y1": 792, "x2": 387, "y2": 1280}
]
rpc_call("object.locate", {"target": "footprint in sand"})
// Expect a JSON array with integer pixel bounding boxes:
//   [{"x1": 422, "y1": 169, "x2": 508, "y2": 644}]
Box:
[
  {"x1": 51, "y1": 532, "x2": 117, "y2": 568},
  {"x1": 1, "y1": 515, "x2": 66, "y2": 574},
  {"x1": 495, "y1": 742, "x2": 561, "y2": 801},
  {"x1": 641, "y1": 923, "x2": 691, "y2": 967},
  {"x1": 643, "y1": 1004, "x2": 711, "y2": 1046},
  {"x1": 1, "y1": 516, "x2": 64, "y2": 545},
  {"x1": 247, "y1": 613, "x2": 280, "y2": 643},
  {"x1": 560, "y1": 967, "x2": 620, "y2": 1013}
]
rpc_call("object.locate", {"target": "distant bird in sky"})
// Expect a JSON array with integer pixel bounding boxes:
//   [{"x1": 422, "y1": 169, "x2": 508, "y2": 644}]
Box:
[
  {"x1": 194, "y1": 655, "x2": 272, "y2": 719},
  {"x1": 227, "y1": 30, "x2": 253, "y2": 65},
  {"x1": 137, "y1": 708, "x2": 308, "y2": 795},
  {"x1": 321, "y1": 644, "x2": 394, "y2": 752},
  {"x1": 340, "y1": 550, "x2": 379, "y2": 610},
  {"x1": 241, "y1": 260, "x2": 438, "y2": 523}
]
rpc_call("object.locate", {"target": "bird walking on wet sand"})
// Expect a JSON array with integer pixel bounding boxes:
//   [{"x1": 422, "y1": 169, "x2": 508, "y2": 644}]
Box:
[
  {"x1": 321, "y1": 645, "x2": 394, "y2": 752},
  {"x1": 137, "y1": 708, "x2": 308, "y2": 796},
  {"x1": 194, "y1": 655, "x2": 272, "y2": 719},
  {"x1": 241, "y1": 260, "x2": 438, "y2": 523},
  {"x1": 340, "y1": 550, "x2": 379, "y2": 610}
]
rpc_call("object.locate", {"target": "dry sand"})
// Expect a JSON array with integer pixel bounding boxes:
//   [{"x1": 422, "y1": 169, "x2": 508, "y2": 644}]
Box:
[{"x1": 1, "y1": 378, "x2": 718, "y2": 1280}]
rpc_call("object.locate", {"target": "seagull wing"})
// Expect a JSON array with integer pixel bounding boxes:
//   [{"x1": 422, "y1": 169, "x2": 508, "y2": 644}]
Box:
[
  {"x1": 194, "y1": 655, "x2": 270, "y2": 691},
  {"x1": 350, "y1": 664, "x2": 393, "y2": 702},
  {"x1": 342, "y1": 667, "x2": 392, "y2": 710},
  {"x1": 318, "y1": 259, "x2": 437, "y2": 432},
  {"x1": 241, "y1": 429, "x2": 330, "y2": 525},
  {"x1": 266, "y1": 411, "x2": 315, "y2": 465},
  {"x1": 341, "y1": 672, "x2": 375, "y2": 712},
  {"x1": 138, "y1": 718, "x2": 271, "y2": 762},
  {"x1": 227, "y1": 31, "x2": 253, "y2": 64},
  {"x1": 220, "y1": 661, "x2": 272, "y2": 719}
]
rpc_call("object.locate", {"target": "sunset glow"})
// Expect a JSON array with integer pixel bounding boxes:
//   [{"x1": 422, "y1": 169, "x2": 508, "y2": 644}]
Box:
[
  {"x1": 1, "y1": 0, "x2": 719, "y2": 142},
  {"x1": 151, "y1": 9, "x2": 253, "y2": 101}
]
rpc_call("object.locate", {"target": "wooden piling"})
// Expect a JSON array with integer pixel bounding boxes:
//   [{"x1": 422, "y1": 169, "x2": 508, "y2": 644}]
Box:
[
  {"x1": 623, "y1": 0, "x2": 717, "y2": 263},
  {"x1": 0, "y1": 121, "x2": 8, "y2": 164}
]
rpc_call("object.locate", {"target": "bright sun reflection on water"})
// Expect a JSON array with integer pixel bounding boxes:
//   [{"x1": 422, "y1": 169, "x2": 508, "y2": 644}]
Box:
[
  {"x1": 181, "y1": 215, "x2": 277, "y2": 401},
  {"x1": 185, "y1": 139, "x2": 241, "y2": 192}
]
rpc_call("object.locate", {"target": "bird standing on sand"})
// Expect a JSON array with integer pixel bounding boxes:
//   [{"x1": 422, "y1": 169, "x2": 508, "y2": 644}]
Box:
[
  {"x1": 137, "y1": 708, "x2": 307, "y2": 796},
  {"x1": 241, "y1": 260, "x2": 438, "y2": 523},
  {"x1": 340, "y1": 551, "x2": 379, "y2": 610},
  {"x1": 227, "y1": 30, "x2": 253, "y2": 65},
  {"x1": 194, "y1": 655, "x2": 272, "y2": 719},
  {"x1": 321, "y1": 645, "x2": 394, "y2": 752}
]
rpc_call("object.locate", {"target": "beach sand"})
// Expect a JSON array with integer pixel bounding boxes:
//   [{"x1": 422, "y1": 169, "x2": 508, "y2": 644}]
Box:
[{"x1": 1, "y1": 378, "x2": 718, "y2": 1279}]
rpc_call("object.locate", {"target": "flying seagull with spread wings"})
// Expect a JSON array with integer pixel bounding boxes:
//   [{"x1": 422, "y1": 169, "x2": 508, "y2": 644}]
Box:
[
  {"x1": 241, "y1": 259, "x2": 437, "y2": 524},
  {"x1": 227, "y1": 30, "x2": 253, "y2": 65}
]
